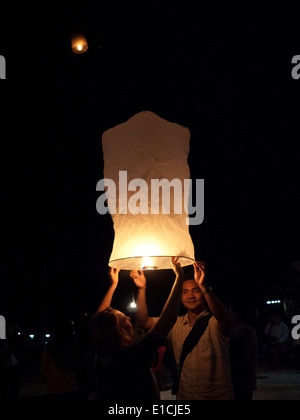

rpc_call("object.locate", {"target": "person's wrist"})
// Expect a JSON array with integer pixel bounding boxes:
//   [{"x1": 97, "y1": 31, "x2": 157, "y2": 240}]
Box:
[
  {"x1": 174, "y1": 272, "x2": 183, "y2": 283},
  {"x1": 200, "y1": 285, "x2": 213, "y2": 295},
  {"x1": 199, "y1": 280, "x2": 208, "y2": 291}
]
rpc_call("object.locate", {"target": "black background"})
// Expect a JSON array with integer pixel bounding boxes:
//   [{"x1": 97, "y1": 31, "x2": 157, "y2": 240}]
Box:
[{"x1": 1, "y1": 1, "x2": 299, "y2": 328}]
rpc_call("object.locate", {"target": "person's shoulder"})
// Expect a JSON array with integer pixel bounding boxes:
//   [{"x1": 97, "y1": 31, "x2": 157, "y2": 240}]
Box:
[{"x1": 208, "y1": 315, "x2": 230, "y2": 340}]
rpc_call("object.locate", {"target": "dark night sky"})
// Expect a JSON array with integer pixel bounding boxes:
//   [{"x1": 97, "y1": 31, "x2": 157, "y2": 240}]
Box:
[{"x1": 1, "y1": 2, "x2": 299, "y2": 327}]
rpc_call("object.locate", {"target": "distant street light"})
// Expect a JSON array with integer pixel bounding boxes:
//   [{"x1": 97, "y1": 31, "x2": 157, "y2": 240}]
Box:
[{"x1": 128, "y1": 295, "x2": 137, "y2": 312}]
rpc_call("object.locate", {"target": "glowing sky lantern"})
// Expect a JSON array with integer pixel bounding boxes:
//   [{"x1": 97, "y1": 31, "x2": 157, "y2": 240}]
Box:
[
  {"x1": 71, "y1": 33, "x2": 88, "y2": 54},
  {"x1": 101, "y1": 111, "x2": 195, "y2": 270}
]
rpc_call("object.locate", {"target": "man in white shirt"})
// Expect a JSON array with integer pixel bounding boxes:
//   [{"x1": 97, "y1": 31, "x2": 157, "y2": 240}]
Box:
[
  {"x1": 264, "y1": 313, "x2": 290, "y2": 368},
  {"x1": 264, "y1": 314, "x2": 290, "y2": 343},
  {"x1": 131, "y1": 261, "x2": 234, "y2": 400}
]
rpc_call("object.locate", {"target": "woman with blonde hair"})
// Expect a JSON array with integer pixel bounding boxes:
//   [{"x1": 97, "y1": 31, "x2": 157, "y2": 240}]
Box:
[{"x1": 90, "y1": 258, "x2": 183, "y2": 400}]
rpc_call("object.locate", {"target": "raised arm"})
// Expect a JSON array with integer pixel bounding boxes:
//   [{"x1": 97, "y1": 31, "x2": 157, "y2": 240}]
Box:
[
  {"x1": 96, "y1": 267, "x2": 120, "y2": 313},
  {"x1": 194, "y1": 261, "x2": 231, "y2": 337},
  {"x1": 130, "y1": 269, "x2": 155, "y2": 330},
  {"x1": 148, "y1": 258, "x2": 184, "y2": 339}
]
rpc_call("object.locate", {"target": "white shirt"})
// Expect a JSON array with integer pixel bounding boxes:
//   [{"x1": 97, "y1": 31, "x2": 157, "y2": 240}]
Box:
[
  {"x1": 168, "y1": 312, "x2": 234, "y2": 400},
  {"x1": 264, "y1": 321, "x2": 290, "y2": 343}
]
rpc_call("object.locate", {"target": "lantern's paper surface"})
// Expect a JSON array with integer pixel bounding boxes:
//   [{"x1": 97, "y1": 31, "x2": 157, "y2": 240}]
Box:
[{"x1": 102, "y1": 111, "x2": 195, "y2": 270}]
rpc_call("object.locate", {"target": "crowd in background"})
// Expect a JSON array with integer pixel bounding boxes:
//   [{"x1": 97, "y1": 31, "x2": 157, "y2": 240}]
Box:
[{"x1": 1, "y1": 300, "x2": 299, "y2": 400}]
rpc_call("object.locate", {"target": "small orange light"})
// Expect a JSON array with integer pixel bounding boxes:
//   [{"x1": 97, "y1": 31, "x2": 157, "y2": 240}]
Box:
[{"x1": 71, "y1": 33, "x2": 88, "y2": 54}]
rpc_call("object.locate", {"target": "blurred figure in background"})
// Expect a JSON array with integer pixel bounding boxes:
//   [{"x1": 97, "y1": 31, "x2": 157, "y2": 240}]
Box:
[
  {"x1": 41, "y1": 319, "x2": 78, "y2": 395},
  {"x1": 0, "y1": 323, "x2": 23, "y2": 400},
  {"x1": 264, "y1": 312, "x2": 289, "y2": 369},
  {"x1": 229, "y1": 301, "x2": 257, "y2": 400}
]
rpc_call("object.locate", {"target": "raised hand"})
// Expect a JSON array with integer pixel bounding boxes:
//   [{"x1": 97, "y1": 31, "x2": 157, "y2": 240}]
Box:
[
  {"x1": 171, "y1": 257, "x2": 184, "y2": 279},
  {"x1": 193, "y1": 261, "x2": 207, "y2": 290},
  {"x1": 130, "y1": 269, "x2": 146, "y2": 289},
  {"x1": 109, "y1": 267, "x2": 120, "y2": 287}
]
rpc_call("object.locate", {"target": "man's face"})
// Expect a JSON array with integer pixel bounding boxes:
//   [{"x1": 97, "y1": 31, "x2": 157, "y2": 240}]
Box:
[{"x1": 181, "y1": 279, "x2": 206, "y2": 311}]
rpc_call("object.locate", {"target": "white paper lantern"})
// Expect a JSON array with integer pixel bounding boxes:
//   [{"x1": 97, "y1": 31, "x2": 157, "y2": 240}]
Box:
[{"x1": 101, "y1": 111, "x2": 195, "y2": 270}]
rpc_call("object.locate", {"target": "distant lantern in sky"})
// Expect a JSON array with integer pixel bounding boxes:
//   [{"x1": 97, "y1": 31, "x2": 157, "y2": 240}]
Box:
[
  {"x1": 71, "y1": 33, "x2": 88, "y2": 54},
  {"x1": 101, "y1": 111, "x2": 195, "y2": 270}
]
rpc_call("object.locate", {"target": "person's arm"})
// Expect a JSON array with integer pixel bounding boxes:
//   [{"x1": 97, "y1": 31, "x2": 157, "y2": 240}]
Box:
[
  {"x1": 96, "y1": 267, "x2": 120, "y2": 313},
  {"x1": 194, "y1": 261, "x2": 231, "y2": 337},
  {"x1": 130, "y1": 270, "x2": 156, "y2": 330},
  {"x1": 147, "y1": 258, "x2": 184, "y2": 339}
]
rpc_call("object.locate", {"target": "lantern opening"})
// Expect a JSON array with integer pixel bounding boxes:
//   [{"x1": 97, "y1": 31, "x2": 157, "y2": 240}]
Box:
[
  {"x1": 141, "y1": 257, "x2": 158, "y2": 270},
  {"x1": 109, "y1": 255, "x2": 195, "y2": 271}
]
